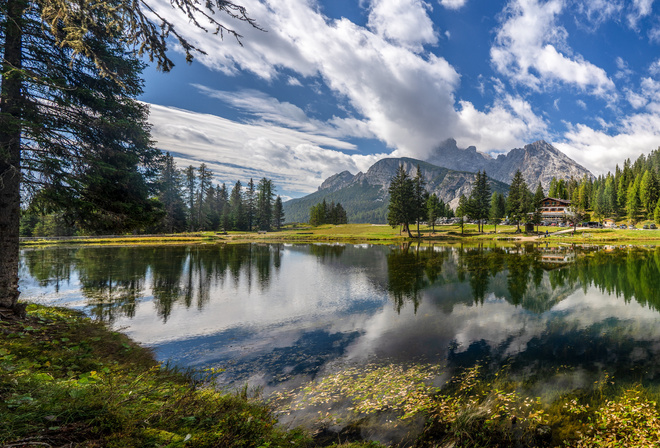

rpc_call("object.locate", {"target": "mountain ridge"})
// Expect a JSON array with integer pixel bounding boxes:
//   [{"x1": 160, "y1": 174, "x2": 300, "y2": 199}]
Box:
[
  {"x1": 283, "y1": 157, "x2": 509, "y2": 224},
  {"x1": 283, "y1": 139, "x2": 593, "y2": 224},
  {"x1": 427, "y1": 139, "x2": 593, "y2": 190}
]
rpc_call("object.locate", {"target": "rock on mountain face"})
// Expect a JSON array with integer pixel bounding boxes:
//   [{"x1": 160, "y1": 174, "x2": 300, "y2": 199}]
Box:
[
  {"x1": 427, "y1": 139, "x2": 593, "y2": 189},
  {"x1": 283, "y1": 157, "x2": 509, "y2": 224},
  {"x1": 318, "y1": 170, "x2": 354, "y2": 193}
]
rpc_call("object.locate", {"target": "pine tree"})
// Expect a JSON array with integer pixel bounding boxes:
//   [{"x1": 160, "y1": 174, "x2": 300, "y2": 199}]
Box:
[
  {"x1": 426, "y1": 193, "x2": 441, "y2": 233},
  {"x1": 196, "y1": 164, "x2": 213, "y2": 230},
  {"x1": 534, "y1": 182, "x2": 545, "y2": 205},
  {"x1": 335, "y1": 203, "x2": 348, "y2": 224},
  {"x1": 229, "y1": 180, "x2": 245, "y2": 230},
  {"x1": 246, "y1": 178, "x2": 256, "y2": 231},
  {"x1": 470, "y1": 170, "x2": 491, "y2": 233},
  {"x1": 272, "y1": 196, "x2": 285, "y2": 230},
  {"x1": 456, "y1": 194, "x2": 469, "y2": 235},
  {"x1": 183, "y1": 166, "x2": 197, "y2": 231},
  {"x1": 218, "y1": 184, "x2": 230, "y2": 231},
  {"x1": 592, "y1": 184, "x2": 606, "y2": 222},
  {"x1": 548, "y1": 178, "x2": 558, "y2": 198},
  {"x1": 604, "y1": 174, "x2": 617, "y2": 217},
  {"x1": 256, "y1": 178, "x2": 274, "y2": 231},
  {"x1": 387, "y1": 164, "x2": 414, "y2": 238},
  {"x1": 506, "y1": 170, "x2": 528, "y2": 232},
  {"x1": 627, "y1": 175, "x2": 642, "y2": 224},
  {"x1": 489, "y1": 192, "x2": 506, "y2": 233},
  {"x1": 640, "y1": 170, "x2": 659, "y2": 218},
  {"x1": 0, "y1": 0, "x2": 260, "y2": 312},
  {"x1": 158, "y1": 153, "x2": 187, "y2": 233},
  {"x1": 205, "y1": 185, "x2": 220, "y2": 230},
  {"x1": 412, "y1": 165, "x2": 427, "y2": 237}
]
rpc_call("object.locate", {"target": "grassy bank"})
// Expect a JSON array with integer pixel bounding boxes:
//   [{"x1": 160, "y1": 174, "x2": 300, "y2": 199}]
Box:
[
  {"x1": 0, "y1": 304, "x2": 383, "y2": 448},
  {"x1": 4, "y1": 305, "x2": 660, "y2": 447},
  {"x1": 20, "y1": 223, "x2": 660, "y2": 247}
]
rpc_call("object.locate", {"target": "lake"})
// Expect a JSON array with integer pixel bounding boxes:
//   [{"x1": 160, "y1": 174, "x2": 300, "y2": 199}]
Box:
[{"x1": 18, "y1": 242, "x2": 660, "y2": 440}]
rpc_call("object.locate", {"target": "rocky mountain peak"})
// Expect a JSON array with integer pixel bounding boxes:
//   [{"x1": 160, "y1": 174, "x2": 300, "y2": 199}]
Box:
[
  {"x1": 426, "y1": 138, "x2": 592, "y2": 191},
  {"x1": 525, "y1": 140, "x2": 558, "y2": 155},
  {"x1": 318, "y1": 170, "x2": 355, "y2": 192}
]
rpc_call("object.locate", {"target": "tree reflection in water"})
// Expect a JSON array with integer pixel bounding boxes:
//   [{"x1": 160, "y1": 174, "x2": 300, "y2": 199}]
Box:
[{"x1": 20, "y1": 243, "x2": 660, "y2": 322}]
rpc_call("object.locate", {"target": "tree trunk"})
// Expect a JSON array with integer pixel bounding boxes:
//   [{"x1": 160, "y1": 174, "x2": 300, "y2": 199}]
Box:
[
  {"x1": 0, "y1": 0, "x2": 25, "y2": 313},
  {"x1": 404, "y1": 223, "x2": 413, "y2": 238}
]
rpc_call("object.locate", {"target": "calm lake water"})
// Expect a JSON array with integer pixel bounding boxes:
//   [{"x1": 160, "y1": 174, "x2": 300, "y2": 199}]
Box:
[{"x1": 19, "y1": 243, "x2": 660, "y2": 417}]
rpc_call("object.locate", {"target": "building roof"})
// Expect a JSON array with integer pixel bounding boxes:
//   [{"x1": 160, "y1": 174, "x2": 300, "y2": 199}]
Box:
[{"x1": 540, "y1": 197, "x2": 571, "y2": 205}]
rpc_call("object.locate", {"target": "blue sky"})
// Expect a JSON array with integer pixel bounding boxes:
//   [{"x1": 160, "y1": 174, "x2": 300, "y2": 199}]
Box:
[{"x1": 140, "y1": 0, "x2": 660, "y2": 200}]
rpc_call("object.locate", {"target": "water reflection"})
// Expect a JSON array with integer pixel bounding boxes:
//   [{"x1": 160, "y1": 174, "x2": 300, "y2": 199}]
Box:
[{"x1": 19, "y1": 243, "x2": 660, "y2": 391}]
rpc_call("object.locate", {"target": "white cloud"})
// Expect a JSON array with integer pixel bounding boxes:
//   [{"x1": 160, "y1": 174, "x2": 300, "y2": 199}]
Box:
[
  {"x1": 575, "y1": 0, "x2": 623, "y2": 28},
  {"x1": 287, "y1": 76, "x2": 303, "y2": 86},
  {"x1": 650, "y1": 59, "x2": 660, "y2": 76},
  {"x1": 147, "y1": 0, "x2": 470, "y2": 159},
  {"x1": 193, "y1": 85, "x2": 375, "y2": 139},
  {"x1": 557, "y1": 113, "x2": 660, "y2": 175},
  {"x1": 147, "y1": 104, "x2": 385, "y2": 194},
  {"x1": 576, "y1": 99, "x2": 587, "y2": 109},
  {"x1": 491, "y1": 0, "x2": 615, "y2": 97},
  {"x1": 367, "y1": 0, "x2": 437, "y2": 51},
  {"x1": 440, "y1": 0, "x2": 468, "y2": 9},
  {"x1": 650, "y1": 25, "x2": 660, "y2": 43},
  {"x1": 615, "y1": 57, "x2": 634, "y2": 80},
  {"x1": 456, "y1": 93, "x2": 548, "y2": 151},
  {"x1": 628, "y1": 0, "x2": 654, "y2": 29},
  {"x1": 625, "y1": 89, "x2": 647, "y2": 109},
  {"x1": 146, "y1": 0, "x2": 555, "y2": 163}
]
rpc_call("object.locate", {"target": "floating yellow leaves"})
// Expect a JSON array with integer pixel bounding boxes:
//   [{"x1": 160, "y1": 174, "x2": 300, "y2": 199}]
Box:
[{"x1": 273, "y1": 363, "x2": 442, "y2": 419}]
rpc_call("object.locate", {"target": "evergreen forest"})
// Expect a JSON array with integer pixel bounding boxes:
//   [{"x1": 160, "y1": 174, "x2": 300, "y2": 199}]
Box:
[{"x1": 20, "y1": 154, "x2": 285, "y2": 236}]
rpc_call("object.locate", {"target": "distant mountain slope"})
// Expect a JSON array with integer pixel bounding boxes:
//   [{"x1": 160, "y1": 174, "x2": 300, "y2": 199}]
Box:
[
  {"x1": 427, "y1": 139, "x2": 593, "y2": 190},
  {"x1": 283, "y1": 157, "x2": 509, "y2": 224}
]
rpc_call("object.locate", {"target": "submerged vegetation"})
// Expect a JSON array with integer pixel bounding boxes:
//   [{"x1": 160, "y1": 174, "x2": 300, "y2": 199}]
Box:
[
  {"x1": 273, "y1": 361, "x2": 660, "y2": 447},
  {"x1": 6, "y1": 304, "x2": 660, "y2": 447}
]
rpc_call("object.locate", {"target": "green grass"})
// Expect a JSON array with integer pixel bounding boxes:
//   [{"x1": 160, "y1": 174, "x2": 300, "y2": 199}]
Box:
[
  {"x1": 0, "y1": 304, "x2": 313, "y2": 448},
  {"x1": 19, "y1": 223, "x2": 660, "y2": 249}
]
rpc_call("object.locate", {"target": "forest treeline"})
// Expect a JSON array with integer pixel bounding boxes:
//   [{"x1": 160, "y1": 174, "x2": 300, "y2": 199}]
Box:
[
  {"x1": 387, "y1": 147, "x2": 660, "y2": 236},
  {"x1": 20, "y1": 154, "x2": 285, "y2": 236},
  {"x1": 309, "y1": 199, "x2": 348, "y2": 226},
  {"x1": 538, "y1": 149, "x2": 660, "y2": 224}
]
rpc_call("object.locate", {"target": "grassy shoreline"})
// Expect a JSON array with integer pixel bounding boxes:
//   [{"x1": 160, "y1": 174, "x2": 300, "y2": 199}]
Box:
[
  {"x1": 5, "y1": 305, "x2": 660, "y2": 447},
  {"x1": 19, "y1": 223, "x2": 660, "y2": 247},
  {"x1": 0, "y1": 304, "x2": 380, "y2": 447}
]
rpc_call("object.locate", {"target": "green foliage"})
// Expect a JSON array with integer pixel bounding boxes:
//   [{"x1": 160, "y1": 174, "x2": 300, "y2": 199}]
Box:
[
  {"x1": 627, "y1": 175, "x2": 642, "y2": 223},
  {"x1": 256, "y1": 178, "x2": 275, "y2": 231},
  {"x1": 426, "y1": 193, "x2": 446, "y2": 231},
  {"x1": 14, "y1": 19, "x2": 165, "y2": 235},
  {"x1": 388, "y1": 164, "x2": 415, "y2": 237},
  {"x1": 0, "y1": 304, "x2": 310, "y2": 448},
  {"x1": 506, "y1": 170, "x2": 530, "y2": 230},
  {"x1": 157, "y1": 153, "x2": 187, "y2": 233},
  {"x1": 468, "y1": 170, "x2": 492, "y2": 232},
  {"x1": 285, "y1": 183, "x2": 388, "y2": 224},
  {"x1": 310, "y1": 199, "x2": 348, "y2": 226},
  {"x1": 272, "y1": 196, "x2": 285, "y2": 230}
]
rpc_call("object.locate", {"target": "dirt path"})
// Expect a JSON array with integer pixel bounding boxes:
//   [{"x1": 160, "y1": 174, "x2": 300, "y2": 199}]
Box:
[{"x1": 514, "y1": 227, "x2": 587, "y2": 242}]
